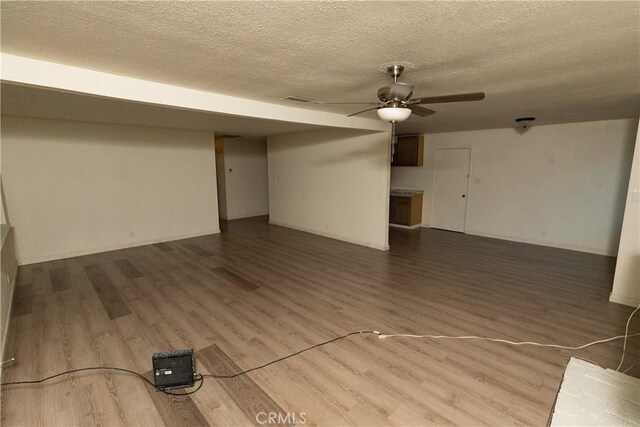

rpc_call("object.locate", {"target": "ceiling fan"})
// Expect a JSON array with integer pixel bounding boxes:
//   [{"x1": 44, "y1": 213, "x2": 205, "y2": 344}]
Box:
[{"x1": 318, "y1": 64, "x2": 485, "y2": 122}]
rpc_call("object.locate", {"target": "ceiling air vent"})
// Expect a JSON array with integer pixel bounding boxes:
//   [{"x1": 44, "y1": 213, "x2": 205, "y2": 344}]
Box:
[{"x1": 283, "y1": 96, "x2": 316, "y2": 103}]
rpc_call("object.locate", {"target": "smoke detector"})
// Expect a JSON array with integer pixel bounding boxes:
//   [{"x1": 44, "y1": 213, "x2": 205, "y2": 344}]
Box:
[{"x1": 515, "y1": 117, "x2": 536, "y2": 128}]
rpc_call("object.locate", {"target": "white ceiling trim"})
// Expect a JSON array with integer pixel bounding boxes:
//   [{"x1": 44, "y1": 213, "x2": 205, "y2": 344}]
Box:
[{"x1": 0, "y1": 53, "x2": 388, "y2": 132}]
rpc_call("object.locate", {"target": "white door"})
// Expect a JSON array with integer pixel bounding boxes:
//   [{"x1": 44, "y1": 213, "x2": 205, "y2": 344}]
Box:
[{"x1": 432, "y1": 148, "x2": 471, "y2": 232}]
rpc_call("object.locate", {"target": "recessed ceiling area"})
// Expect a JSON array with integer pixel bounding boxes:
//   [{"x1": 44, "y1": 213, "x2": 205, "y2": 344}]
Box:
[
  {"x1": 1, "y1": 1, "x2": 638, "y2": 133},
  {"x1": 0, "y1": 83, "x2": 327, "y2": 137}
]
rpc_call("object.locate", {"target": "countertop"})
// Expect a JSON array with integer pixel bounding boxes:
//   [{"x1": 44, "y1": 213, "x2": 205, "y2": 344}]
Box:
[{"x1": 390, "y1": 188, "x2": 424, "y2": 197}]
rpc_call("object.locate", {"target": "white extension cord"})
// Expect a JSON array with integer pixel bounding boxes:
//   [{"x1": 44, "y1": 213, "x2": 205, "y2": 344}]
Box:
[{"x1": 373, "y1": 304, "x2": 640, "y2": 373}]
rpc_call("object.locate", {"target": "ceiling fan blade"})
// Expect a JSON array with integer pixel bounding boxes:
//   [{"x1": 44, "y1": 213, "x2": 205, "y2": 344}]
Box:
[
  {"x1": 378, "y1": 82, "x2": 414, "y2": 102},
  {"x1": 347, "y1": 106, "x2": 379, "y2": 117},
  {"x1": 409, "y1": 105, "x2": 436, "y2": 117},
  {"x1": 315, "y1": 101, "x2": 380, "y2": 105},
  {"x1": 412, "y1": 92, "x2": 485, "y2": 104}
]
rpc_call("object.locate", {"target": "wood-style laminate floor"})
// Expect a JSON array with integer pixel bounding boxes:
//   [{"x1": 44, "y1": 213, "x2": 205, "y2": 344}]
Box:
[{"x1": 1, "y1": 216, "x2": 638, "y2": 426}]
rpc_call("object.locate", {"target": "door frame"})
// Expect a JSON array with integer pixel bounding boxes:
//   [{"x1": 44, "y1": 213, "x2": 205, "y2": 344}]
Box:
[{"x1": 430, "y1": 147, "x2": 473, "y2": 233}]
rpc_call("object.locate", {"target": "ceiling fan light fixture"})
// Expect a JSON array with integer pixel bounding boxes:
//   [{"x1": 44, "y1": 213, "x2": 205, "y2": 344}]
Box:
[{"x1": 377, "y1": 106, "x2": 412, "y2": 122}]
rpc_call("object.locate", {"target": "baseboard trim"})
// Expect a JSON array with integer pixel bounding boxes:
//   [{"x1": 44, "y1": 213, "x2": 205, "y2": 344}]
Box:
[
  {"x1": 389, "y1": 223, "x2": 421, "y2": 230},
  {"x1": 223, "y1": 212, "x2": 270, "y2": 220},
  {"x1": 609, "y1": 293, "x2": 640, "y2": 308},
  {"x1": 18, "y1": 228, "x2": 221, "y2": 266},
  {"x1": 268, "y1": 220, "x2": 389, "y2": 251},
  {"x1": 463, "y1": 229, "x2": 616, "y2": 256}
]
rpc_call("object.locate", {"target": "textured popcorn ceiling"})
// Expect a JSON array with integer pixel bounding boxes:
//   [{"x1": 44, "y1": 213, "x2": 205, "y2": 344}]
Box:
[{"x1": 1, "y1": 1, "x2": 639, "y2": 134}]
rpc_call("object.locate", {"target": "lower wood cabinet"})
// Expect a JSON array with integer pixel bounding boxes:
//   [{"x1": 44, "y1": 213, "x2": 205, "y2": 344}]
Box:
[{"x1": 389, "y1": 195, "x2": 423, "y2": 226}]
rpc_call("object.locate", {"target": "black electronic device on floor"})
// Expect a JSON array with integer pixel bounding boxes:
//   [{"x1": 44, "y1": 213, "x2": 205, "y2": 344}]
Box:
[{"x1": 152, "y1": 349, "x2": 195, "y2": 391}]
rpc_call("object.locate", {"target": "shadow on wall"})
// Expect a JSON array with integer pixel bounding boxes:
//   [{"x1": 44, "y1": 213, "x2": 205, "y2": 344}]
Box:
[
  {"x1": 315, "y1": 142, "x2": 391, "y2": 166},
  {"x1": 610, "y1": 134, "x2": 638, "y2": 254},
  {"x1": 610, "y1": 215, "x2": 631, "y2": 258},
  {"x1": 269, "y1": 128, "x2": 390, "y2": 167},
  {"x1": 2, "y1": 115, "x2": 214, "y2": 151}
]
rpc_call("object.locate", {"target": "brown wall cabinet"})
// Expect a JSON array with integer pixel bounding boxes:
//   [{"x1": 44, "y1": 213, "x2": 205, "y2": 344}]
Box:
[
  {"x1": 392, "y1": 135, "x2": 424, "y2": 167},
  {"x1": 389, "y1": 194, "x2": 423, "y2": 226}
]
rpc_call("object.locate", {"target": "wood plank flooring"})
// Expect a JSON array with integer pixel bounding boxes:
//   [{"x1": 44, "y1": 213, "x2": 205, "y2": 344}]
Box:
[
  {"x1": 1, "y1": 216, "x2": 638, "y2": 426},
  {"x1": 198, "y1": 343, "x2": 290, "y2": 426}
]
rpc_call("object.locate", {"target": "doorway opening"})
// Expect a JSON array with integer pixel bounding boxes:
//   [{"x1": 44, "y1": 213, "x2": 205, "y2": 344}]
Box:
[{"x1": 214, "y1": 135, "x2": 270, "y2": 226}]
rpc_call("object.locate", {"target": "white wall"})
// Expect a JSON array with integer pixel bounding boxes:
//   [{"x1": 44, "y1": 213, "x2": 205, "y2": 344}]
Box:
[
  {"x1": 268, "y1": 128, "x2": 390, "y2": 250},
  {"x1": 1, "y1": 116, "x2": 220, "y2": 264},
  {"x1": 220, "y1": 138, "x2": 269, "y2": 220},
  {"x1": 610, "y1": 120, "x2": 640, "y2": 307},
  {"x1": 392, "y1": 119, "x2": 638, "y2": 255}
]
